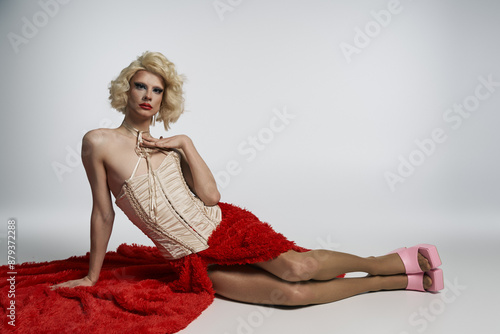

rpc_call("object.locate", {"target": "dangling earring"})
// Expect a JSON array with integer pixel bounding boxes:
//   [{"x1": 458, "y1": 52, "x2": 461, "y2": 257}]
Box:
[{"x1": 150, "y1": 112, "x2": 157, "y2": 126}]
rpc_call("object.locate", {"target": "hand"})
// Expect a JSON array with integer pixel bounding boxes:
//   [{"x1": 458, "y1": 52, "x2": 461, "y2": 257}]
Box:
[
  {"x1": 141, "y1": 134, "x2": 192, "y2": 150},
  {"x1": 50, "y1": 276, "x2": 95, "y2": 290}
]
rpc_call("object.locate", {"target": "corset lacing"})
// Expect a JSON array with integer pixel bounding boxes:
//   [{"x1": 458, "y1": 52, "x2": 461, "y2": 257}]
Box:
[{"x1": 121, "y1": 120, "x2": 160, "y2": 224}]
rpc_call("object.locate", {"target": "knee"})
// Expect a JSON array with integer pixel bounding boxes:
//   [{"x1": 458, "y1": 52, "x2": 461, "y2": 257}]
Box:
[
  {"x1": 207, "y1": 264, "x2": 227, "y2": 292},
  {"x1": 276, "y1": 283, "x2": 315, "y2": 306},
  {"x1": 364, "y1": 256, "x2": 381, "y2": 275},
  {"x1": 280, "y1": 252, "x2": 320, "y2": 282}
]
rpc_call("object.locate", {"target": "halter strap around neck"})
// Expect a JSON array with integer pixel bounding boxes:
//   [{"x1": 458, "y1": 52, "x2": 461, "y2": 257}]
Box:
[{"x1": 121, "y1": 120, "x2": 156, "y2": 157}]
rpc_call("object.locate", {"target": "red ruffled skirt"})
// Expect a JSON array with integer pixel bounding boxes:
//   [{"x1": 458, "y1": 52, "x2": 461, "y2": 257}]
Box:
[
  {"x1": 0, "y1": 202, "x2": 339, "y2": 334},
  {"x1": 200, "y1": 202, "x2": 309, "y2": 264}
]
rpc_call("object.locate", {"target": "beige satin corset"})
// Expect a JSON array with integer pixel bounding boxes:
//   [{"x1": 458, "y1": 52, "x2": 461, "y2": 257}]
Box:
[{"x1": 115, "y1": 125, "x2": 222, "y2": 260}]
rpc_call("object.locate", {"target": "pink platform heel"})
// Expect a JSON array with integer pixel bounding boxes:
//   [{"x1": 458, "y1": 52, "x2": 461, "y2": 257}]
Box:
[
  {"x1": 389, "y1": 244, "x2": 442, "y2": 274},
  {"x1": 390, "y1": 244, "x2": 444, "y2": 292}
]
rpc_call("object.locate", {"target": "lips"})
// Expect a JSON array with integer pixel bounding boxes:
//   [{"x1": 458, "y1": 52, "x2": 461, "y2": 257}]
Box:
[{"x1": 139, "y1": 103, "x2": 152, "y2": 110}]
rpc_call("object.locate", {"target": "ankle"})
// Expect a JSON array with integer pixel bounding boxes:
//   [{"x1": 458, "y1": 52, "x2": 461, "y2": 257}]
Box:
[
  {"x1": 366, "y1": 255, "x2": 397, "y2": 276},
  {"x1": 371, "y1": 254, "x2": 407, "y2": 276},
  {"x1": 379, "y1": 274, "x2": 408, "y2": 291}
]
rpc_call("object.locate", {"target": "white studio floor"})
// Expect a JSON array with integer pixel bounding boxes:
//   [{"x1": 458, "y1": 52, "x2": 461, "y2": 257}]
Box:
[{"x1": 1, "y1": 211, "x2": 498, "y2": 334}]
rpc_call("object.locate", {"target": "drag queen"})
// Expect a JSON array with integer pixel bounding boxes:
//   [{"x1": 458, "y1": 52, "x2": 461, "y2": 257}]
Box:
[{"x1": 51, "y1": 51, "x2": 444, "y2": 306}]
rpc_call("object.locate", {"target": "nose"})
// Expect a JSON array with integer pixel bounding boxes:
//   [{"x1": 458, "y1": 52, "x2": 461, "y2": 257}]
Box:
[{"x1": 143, "y1": 89, "x2": 152, "y2": 101}]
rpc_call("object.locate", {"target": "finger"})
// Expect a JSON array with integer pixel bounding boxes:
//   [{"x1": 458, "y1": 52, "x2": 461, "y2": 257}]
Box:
[
  {"x1": 141, "y1": 137, "x2": 157, "y2": 144},
  {"x1": 140, "y1": 141, "x2": 152, "y2": 147},
  {"x1": 140, "y1": 139, "x2": 157, "y2": 147},
  {"x1": 155, "y1": 140, "x2": 173, "y2": 148},
  {"x1": 154, "y1": 138, "x2": 171, "y2": 145}
]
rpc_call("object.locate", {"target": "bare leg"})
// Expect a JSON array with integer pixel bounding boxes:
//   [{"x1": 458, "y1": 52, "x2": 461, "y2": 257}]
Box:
[
  {"x1": 252, "y1": 249, "x2": 431, "y2": 281},
  {"x1": 208, "y1": 264, "x2": 432, "y2": 306}
]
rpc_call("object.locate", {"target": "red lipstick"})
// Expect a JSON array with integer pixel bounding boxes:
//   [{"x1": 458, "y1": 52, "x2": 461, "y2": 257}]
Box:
[{"x1": 139, "y1": 103, "x2": 152, "y2": 110}]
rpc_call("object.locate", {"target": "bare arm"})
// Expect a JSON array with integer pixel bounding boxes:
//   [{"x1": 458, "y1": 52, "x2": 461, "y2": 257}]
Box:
[
  {"x1": 141, "y1": 134, "x2": 220, "y2": 206},
  {"x1": 83, "y1": 130, "x2": 116, "y2": 283},
  {"x1": 51, "y1": 130, "x2": 114, "y2": 289}
]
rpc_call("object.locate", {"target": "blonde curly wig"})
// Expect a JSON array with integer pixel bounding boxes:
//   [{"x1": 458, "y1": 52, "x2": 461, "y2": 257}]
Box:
[{"x1": 109, "y1": 51, "x2": 186, "y2": 130}]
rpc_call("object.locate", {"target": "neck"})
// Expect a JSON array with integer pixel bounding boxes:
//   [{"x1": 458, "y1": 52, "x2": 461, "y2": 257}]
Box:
[{"x1": 121, "y1": 116, "x2": 151, "y2": 135}]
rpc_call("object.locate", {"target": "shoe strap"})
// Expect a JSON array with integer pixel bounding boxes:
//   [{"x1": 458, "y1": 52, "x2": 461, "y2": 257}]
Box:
[
  {"x1": 399, "y1": 247, "x2": 422, "y2": 274},
  {"x1": 406, "y1": 273, "x2": 425, "y2": 292}
]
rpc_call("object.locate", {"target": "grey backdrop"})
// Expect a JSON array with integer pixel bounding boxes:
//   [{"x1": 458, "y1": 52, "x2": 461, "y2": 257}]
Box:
[{"x1": 0, "y1": 1, "x2": 499, "y2": 333}]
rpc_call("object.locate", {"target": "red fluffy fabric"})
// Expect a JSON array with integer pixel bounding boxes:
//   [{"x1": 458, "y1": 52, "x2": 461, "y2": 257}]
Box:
[{"x1": 1, "y1": 202, "x2": 344, "y2": 333}]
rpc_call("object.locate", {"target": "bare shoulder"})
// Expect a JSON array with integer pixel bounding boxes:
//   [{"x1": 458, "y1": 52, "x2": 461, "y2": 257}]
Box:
[
  {"x1": 82, "y1": 128, "x2": 114, "y2": 160},
  {"x1": 84, "y1": 127, "x2": 119, "y2": 141}
]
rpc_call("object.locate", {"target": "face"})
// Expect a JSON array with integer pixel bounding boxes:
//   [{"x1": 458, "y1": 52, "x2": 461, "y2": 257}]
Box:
[{"x1": 126, "y1": 70, "x2": 165, "y2": 119}]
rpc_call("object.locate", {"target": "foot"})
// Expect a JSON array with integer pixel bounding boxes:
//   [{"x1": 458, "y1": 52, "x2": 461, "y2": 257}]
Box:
[
  {"x1": 406, "y1": 272, "x2": 435, "y2": 292},
  {"x1": 421, "y1": 273, "x2": 433, "y2": 290},
  {"x1": 381, "y1": 273, "x2": 433, "y2": 291},
  {"x1": 394, "y1": 252, "x2": 431, "y2": 273},
  {"x1": 389, "y1": 244, "x2": 441, "y2": 275},
  {"x1": 369, "y1": 252, "x2": 432, "y2": 276},
  {"x1": 417, "y1": 252, "x2": 431, "y2": 272}
]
